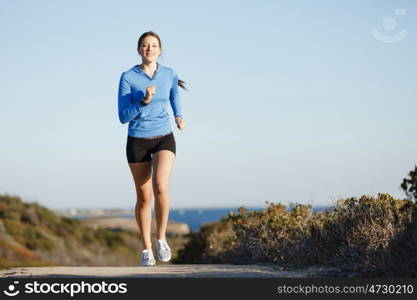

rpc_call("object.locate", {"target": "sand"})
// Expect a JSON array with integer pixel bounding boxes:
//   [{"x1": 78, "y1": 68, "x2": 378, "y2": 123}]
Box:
[{"x1": 0, "y1": 264, "x2": 358, "y2": 278}]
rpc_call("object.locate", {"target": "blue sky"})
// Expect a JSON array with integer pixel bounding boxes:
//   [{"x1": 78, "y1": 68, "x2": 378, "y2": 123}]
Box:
[{"x1": 1, "y1": 0, "x2": 416, "y2": 209}]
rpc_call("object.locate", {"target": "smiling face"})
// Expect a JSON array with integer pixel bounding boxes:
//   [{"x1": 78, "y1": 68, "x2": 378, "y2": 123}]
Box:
[{"x1": 138, "y1": 35, "x2": 161, "y2": 63}]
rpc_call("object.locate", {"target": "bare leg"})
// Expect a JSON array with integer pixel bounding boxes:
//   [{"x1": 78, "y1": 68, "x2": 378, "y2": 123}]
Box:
[
  {"x1": 128, "y1": 161, "x2": 153, "y2": 250},
  {"x1": 152, "y1": 150, "x2": 175, "y2": 242}
]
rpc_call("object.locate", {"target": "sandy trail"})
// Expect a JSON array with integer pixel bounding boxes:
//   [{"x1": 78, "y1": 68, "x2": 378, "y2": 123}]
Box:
[{"x1": 0, "y1": 264, "x2": 356, "y2": 278}]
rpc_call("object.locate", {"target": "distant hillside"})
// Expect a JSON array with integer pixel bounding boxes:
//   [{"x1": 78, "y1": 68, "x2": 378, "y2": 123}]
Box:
[{"x1": 0, "y1": 194, "x2": 189, "y2": 269}]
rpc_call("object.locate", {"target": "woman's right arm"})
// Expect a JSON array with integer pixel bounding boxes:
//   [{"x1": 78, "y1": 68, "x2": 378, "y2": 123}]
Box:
[{"x1": 118, "y1": 73, "x2": 146, "y2": 124}]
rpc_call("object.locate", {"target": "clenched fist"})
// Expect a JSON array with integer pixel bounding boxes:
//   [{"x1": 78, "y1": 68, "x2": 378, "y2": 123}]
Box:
[
  {"x1": 143, "y1": 85, "x2": 156, "y2": 104},
  {"x1": 175, "y1": 117, "x2": 186, "y2": 130}
]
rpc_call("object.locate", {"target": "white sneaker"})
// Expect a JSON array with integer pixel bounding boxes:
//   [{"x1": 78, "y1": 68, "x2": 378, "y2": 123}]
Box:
[
  {"x1": 156, "y1": 239, "x2": 171, "y2": 262},
  {"x1": 141, "y1": 249, "x2": 156, "y2": 266}
]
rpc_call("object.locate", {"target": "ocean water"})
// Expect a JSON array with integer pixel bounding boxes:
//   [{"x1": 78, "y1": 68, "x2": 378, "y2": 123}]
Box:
[{"x1": 168, "y1": 208, "x2": 259, "y2": 232}]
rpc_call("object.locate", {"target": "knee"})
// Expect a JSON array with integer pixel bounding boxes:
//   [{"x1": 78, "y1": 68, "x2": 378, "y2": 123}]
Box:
[
  {"x1": 136, "y1": 190, "x2": 153, "y2": 206},
  {"x1": 153, "y1": 182, "x2": 169, "y2": 196}
]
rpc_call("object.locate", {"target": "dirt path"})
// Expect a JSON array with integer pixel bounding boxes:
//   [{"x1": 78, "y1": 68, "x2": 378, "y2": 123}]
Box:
[{"x1": 0, "y1": 264, "x2": 358, "y2": 278}]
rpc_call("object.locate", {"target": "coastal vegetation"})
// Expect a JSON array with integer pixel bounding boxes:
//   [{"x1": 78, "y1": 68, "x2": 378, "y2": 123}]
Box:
[{"x1": 174, "y1": 166, "x2": 417, "y2": 277}]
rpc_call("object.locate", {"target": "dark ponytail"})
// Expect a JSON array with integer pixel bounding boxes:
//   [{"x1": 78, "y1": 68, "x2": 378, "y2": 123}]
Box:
[
  {"x1": 138, "y1": 31, "x2": 188, "y2": 91},
  {"x1": 178, "y1": 79, "x2": 187, "y2": 91}
]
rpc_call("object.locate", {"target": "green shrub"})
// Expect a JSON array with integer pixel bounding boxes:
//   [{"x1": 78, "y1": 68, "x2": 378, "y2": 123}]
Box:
[{"x1": 174, "y1": 193, "x2": 417, "y2": 276}]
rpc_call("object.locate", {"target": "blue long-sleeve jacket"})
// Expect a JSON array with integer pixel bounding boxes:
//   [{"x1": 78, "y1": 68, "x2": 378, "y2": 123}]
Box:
[{"x1": 118, "y1": 63, "x2": 183, "y2": 138}]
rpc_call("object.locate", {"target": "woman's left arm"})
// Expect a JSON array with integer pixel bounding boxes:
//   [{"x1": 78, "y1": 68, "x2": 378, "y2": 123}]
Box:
[
  {"x1": 169, "y1": 71, "x2": 182, "y2": 118},
  {"x1": 170, "y1": 71, "x2": 186, "y2": 130}
]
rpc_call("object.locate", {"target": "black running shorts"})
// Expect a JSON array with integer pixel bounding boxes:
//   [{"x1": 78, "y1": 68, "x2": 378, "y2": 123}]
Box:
[{"x1": 126, "y1": 131, "x2": 176, "y2": 163}]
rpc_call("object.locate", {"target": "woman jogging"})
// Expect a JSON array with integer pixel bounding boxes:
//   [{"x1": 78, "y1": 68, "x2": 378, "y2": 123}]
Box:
[{"x1": 118, "y1": 31, "x2": 187, "y2": 266}]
